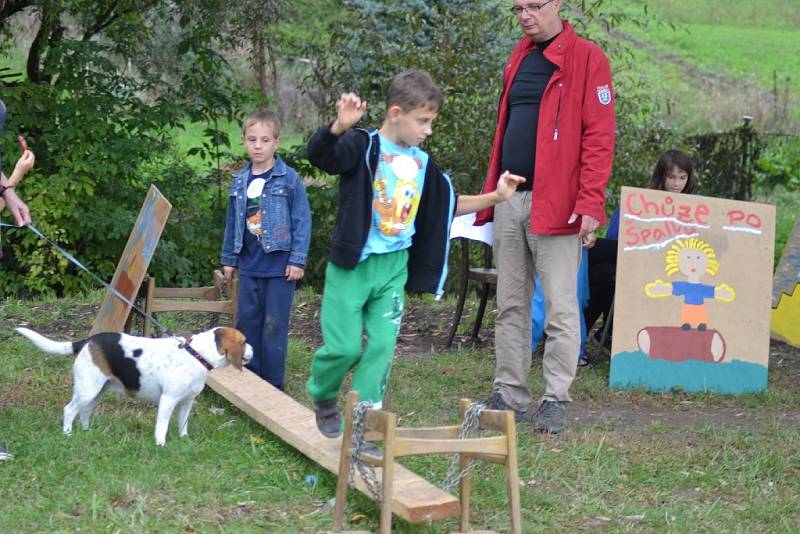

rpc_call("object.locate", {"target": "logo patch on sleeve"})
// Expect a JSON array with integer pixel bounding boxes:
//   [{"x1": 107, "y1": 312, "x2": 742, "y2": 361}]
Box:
[{"x1": 597, "y1": 84, "x2": 612, "y2": 106}]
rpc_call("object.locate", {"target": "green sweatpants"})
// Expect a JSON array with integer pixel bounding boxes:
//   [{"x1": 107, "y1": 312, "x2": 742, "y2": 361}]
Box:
[{"x1": 306, "y1": 250, "x2": 408, "y2": 407}]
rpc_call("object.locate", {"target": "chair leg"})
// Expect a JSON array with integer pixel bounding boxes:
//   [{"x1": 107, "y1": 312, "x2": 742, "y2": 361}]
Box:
[
  {"x1": 459, "y1": 454, "x2": 472, "y2": 533},
  {"x1": 333, "y1": 392, "x2": 358, "y2": 532},
  {"x1": 598, "y1": 298, "x2": 615, "y2": 357},
  {"x1": 470, "y1": 282, "x2": 491, "y2": 342},
  {"x1": 446, "y1": 275, "x2": 470, "y2": 349},
  {"x1": 504, "y1": 412, "x2": 522, "y2": 534},
  {"x1": 143, "y1": 277, "x2": 155, "y2": 337},
  {"x1": 379, "y1": 414, "x2": 397, "y2": 534}
]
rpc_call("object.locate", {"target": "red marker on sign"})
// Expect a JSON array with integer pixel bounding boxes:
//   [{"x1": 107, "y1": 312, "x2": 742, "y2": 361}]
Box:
[{"x1": 18, "y1": 135, "x2": 28, "y2": 152}]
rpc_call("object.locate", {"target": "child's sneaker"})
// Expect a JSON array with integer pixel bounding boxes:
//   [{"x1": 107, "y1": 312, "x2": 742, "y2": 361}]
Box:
[
  {"x1": 314, "y1": 398, "x2": 342, "y2": 438},
  {"x1": 0, "y1": 446, "x2": 13, "y2": 461}
]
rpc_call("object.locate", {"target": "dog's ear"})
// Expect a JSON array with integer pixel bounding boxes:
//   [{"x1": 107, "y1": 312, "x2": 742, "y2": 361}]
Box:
[{"x1": 215, "y1": 327, "x2": 245, "y2": 371}]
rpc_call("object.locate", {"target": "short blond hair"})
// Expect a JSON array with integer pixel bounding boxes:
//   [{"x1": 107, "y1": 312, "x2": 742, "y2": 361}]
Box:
[{"x1": 242, "y1": 108, "x2": 281, "y2": 136}]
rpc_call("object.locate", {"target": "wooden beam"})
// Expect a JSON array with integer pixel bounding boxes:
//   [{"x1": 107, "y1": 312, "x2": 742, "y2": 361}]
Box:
[{"x1": 207, "y1": 367, "x2": 460, "y2": 523}]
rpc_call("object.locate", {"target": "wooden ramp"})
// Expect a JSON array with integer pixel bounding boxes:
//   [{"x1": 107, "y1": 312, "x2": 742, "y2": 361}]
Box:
[{"x1": 207, "y1": 367, "x2": 460, "y2": 523}]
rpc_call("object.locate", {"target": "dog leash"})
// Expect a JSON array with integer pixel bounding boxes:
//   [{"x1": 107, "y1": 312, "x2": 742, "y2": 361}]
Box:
[{"x1": 2, "y1": 222, "x2": 175, "y2": 337}]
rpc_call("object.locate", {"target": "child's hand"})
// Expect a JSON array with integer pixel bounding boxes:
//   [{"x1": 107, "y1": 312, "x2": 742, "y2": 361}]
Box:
[
  {"x1": 286, "y1": 265, "x2": 305, "y2": 282},
  {"x1": 223, "y1": 266, "x2": 237, "y2": 283},
  {"x1": 11, "y1": 150, "x2": 35, "y2": 186},
  {"x1": 331, "y1": 93, "x2": 367, "y2": 135},
  {"x1": 495, "y1": 171, "x2": 525, "y2": 201}
]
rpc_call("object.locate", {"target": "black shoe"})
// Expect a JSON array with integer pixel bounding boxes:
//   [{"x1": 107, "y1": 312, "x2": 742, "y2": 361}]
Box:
[
  {"x1": 314, "y1": 398, "x2": 342, "y2": 438},
  {"x1": 0, "y1": 446, "x2": 13, "y2": 461},
  {"x1": 532, "y1": 400, "x2": 567, "y2": 434},
  {"x1": 482, "y1": 391, "x2": 527, "y2": 422}
]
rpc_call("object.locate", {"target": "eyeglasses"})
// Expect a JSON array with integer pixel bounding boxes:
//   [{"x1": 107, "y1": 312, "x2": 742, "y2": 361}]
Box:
[{"x1": 510, "y1": 0, "x2": 555, "y2": 16}]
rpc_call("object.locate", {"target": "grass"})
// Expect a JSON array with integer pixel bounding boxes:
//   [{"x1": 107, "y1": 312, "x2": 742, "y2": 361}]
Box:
[
  {"x1": 608, "y1": 0, "x2": 800, "y2": 132},
  {"x1": 2, "y1": 290, "x2": 800, "y2": 532}
]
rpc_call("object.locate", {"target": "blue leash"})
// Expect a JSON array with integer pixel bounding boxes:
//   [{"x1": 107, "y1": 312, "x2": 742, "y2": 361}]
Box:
[{"x1": 1, "y1": 222, "x2": 173, "y2": 336}]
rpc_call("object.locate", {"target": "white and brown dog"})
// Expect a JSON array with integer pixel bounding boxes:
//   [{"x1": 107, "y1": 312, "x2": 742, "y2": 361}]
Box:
[{"x1": 15, "y1": 326, "x2": 252, "y2": 445}]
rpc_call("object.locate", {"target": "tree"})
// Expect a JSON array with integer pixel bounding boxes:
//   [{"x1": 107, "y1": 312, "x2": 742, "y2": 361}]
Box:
[{"x1": 0, "y1": 0, "x2": 247, "y2": 296}]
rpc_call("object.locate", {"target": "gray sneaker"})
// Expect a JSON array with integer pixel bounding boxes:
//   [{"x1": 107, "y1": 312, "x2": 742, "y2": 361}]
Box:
[
  {"x1": 532, "y1": 400, "x2": 567, "y2": 434},
  {"x1": 314, "y1": 398, "x2": 342, "y2": 438},
  {"x1": 482, "y1": 391, "x2": 528, "y2": 422},
  {"x1": 0, "y1": 446, "x2": 13, "y2": 461}
]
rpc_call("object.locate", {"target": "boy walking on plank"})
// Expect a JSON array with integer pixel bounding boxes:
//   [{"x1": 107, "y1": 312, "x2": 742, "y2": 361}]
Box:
[{"x1": 306, "y1": 69, "x2": 524, "y2": 437}]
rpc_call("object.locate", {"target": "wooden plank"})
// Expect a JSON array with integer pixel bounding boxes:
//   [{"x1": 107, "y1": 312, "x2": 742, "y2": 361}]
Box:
[
  {"x1": 91, "y1": 185, "x2": 172, "y2": 334},
  {"x1": 150, "y1": 300, "x2": 233, "y2": 314},
  {"x1": 207, "y1": 367, "x2": 460, "y2": 523},
  {"x1": 153, "y1": 286, "x2": 219, "y2": 300}
]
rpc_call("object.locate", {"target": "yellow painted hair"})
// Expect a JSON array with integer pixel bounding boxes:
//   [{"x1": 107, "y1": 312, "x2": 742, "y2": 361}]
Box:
[{"x1": 665, "y1": 237, "x2": 719, "y2": 276}]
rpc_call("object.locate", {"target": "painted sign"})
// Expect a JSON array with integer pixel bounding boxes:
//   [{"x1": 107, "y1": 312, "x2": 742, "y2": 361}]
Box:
[
  {"x1": 771, "y1": 213, "x2": 800, "y2": 346},
  {"x1": 610, "y1": 186, "x2": 775, "y2": 394},
  {"x1": 90, "y1": 185, "x2": 172, "y2": 334}
]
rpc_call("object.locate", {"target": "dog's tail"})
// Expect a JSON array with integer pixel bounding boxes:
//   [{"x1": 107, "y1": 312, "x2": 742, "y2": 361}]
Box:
[{"x1": 15, "y1": 327, "x2": 81, "y2": 356}]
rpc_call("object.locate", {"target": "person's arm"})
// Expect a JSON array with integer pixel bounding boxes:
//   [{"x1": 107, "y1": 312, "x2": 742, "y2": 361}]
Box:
[
  {"x1": 220, "y1": 186, "x2": 239, "y2": 281},
  {"x1": 570, "y1": 45, "x2": 616, "y2": 237},
  {"x1": 1, "y1": 188, "x2": 31, "y2": 226},
  {"x1": 306, "y1": 93, "x2": 368, "y2": 176},
  {"x1": 455, "y1": 171, "x2": 525, "y2": 216},
  {"x1": 4, "y1": 150, "x2": 35, "y2": 188},
  {"x1": 286, "y1": 173, "x2": 311, "y2": 281}
]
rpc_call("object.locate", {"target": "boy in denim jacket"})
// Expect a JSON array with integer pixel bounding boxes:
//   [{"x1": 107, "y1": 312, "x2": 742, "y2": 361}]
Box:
[
  {"x1": 306, "y1": 69, "x2": 524, "y2": 437},
  {"x1": 221, "y1": 108, "x2": 311, "y2": 390}
]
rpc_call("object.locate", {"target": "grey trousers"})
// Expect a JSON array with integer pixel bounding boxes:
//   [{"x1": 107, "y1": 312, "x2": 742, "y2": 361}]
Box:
[{"x1": 493, "y1": 191, "x2": 582, "y2": 410}]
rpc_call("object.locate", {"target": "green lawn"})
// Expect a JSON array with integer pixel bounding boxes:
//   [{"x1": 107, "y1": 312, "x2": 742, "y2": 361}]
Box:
[
  {"x1": 647, "y1": 0, "x2": 800, "y2": 29},
  {"x1": 624, "y1": 21, "x2": 800, "y2": 96},
  {"x1": 2, "y1": 290, "x2": 799, "y2": 532}
]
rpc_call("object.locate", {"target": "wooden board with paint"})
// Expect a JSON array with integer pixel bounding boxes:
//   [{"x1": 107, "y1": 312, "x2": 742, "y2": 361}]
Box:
[
  {"x1": 609, "y1": 186, "x2": 775, "y2": 394},
  {"x1": 771, "y1": 213, "x2": 800, "y2": 346},
  {"x1": 90, "y1": 185, "x2": 172, "y2": 334},
  {"x1": 207, "y1": 367, "x2": 460, "y2": 524}
]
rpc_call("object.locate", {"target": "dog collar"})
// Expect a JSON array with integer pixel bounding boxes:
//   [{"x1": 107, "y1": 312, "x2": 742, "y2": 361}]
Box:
[{"x1": 179, "y1": 338, "x2": 214, "y2": 371}]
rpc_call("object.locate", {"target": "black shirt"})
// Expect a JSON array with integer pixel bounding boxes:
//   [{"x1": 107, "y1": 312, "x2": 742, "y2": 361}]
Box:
[{"x1": 500, "y1": 36, "x2": 557, "y2": 191}]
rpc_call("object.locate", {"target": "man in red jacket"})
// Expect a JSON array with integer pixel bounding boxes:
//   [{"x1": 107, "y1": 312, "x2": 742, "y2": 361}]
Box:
[{"x1": 476, "y1": 0, "x2": 615, "y2": 433}]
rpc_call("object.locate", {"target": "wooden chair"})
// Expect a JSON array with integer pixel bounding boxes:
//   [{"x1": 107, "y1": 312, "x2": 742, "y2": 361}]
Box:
[
  {"x1": 132, "y1": 270, "x2": 237, "y2": 336},
  {"x1": 333, "y1": 391, "x2": 521, "y2": 534},
  {"x1": 446, "y1": 238, "x2": 497, "y2": 348}
]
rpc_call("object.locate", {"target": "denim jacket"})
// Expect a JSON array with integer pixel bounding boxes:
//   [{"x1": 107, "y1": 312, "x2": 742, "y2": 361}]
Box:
[{"x1": 220, "y1": 156, "x2": 311, "y2": 268}]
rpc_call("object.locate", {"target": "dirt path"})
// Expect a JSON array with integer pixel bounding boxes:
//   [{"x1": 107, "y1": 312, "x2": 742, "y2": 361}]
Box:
[{"x1": 290, "y1": 292, "x2": 800, "y2": 437}]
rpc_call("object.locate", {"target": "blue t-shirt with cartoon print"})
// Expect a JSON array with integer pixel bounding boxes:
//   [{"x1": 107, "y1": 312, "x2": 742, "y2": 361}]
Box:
[{"x1": 359, "y1": 135, "x2": 428, "y2": 262}]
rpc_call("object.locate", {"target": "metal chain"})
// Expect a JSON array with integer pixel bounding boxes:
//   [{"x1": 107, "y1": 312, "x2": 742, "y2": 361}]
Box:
[
  {"x1": 347, "y1": 401, "x2": 488, "y2": 498},
  {"x1": 441, "y1": 401, "x2": 486, "y2": 493},
  {"x1": 348, "y1": 401, "x2": 382, "y2": 501}
]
